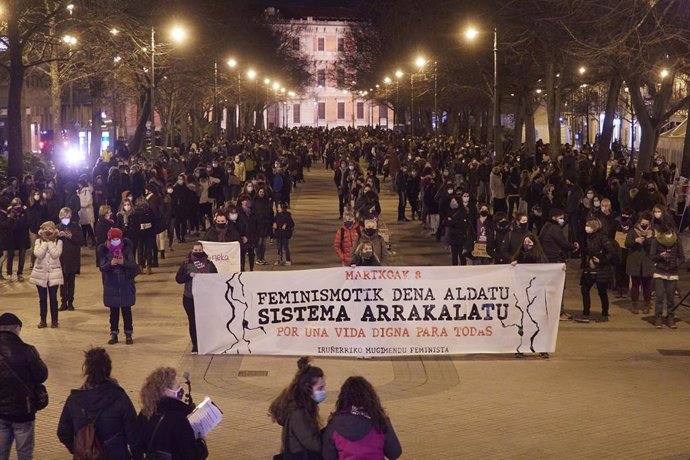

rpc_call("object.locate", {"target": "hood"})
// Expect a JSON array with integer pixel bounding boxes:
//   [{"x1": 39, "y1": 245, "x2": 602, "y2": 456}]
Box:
[
  {"x1": 67, "y1": 381, "x2": 126, "y2": 412},
  {"x1": 328, "y1": 411, "x2": 375, "y2": 442}
]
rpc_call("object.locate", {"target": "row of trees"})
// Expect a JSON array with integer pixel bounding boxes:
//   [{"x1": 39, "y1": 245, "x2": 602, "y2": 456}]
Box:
[
  {"x1": 1, "y1": 0, "x2": 311, "y2": 179},
  {"x1": 339, "y1": 0, "x2": 690, "y2": 176}
]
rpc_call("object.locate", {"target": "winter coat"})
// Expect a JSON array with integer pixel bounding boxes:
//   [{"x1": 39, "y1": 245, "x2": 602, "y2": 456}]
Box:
[
  {"x1": 445, "y1": 208, "x2": 471, "y2": 247},
  {"x1": 171, "y1": 184, "x2": 194, "y2": 220},
  {"x1": 202, "y1": 224, "x2": 241, "y2": 243},
  {"x1": 57, "y1": 380, "x2": 137, "y2": 459},
  {"x1": 625, "y1": 226, "x2": 655, "y2": 278},
  {"x1": 26, "y1": 203, "x2": 46, "y2": 234},
  {"x1": 334, "y1": 224, "x2": 362, "y2": 265},
  {"x1": 650, "y1": 233, "x2": 685, "y2": 276},
  {"x1": 352, "y1": 232, "x2": 387, "y2": 264},
  {"x1": 0, "y1": 331, "x2": 48, "y2": 422},
  {"x1": 0, "y1": 210, "x2": 9, "y2": 251},
  {"x1": 175, "y1": 256, "x2": 218, "y2": 298},
  {"x1": 278, "y1": 405, "x2": 321, "y2": 455},
  {"x1": 65, "y1": 192, "x2": 81, "y2": 223},
  {"x1": 6, "y1": 207, "x2": 30, "y2": 249},
  {"x1": 322, "y1": 409, "x2": 402, "y2": 460},
  {"x1": 77, "y1": 187, "x2": 95, "y2": 226},
  {"x1": 95, "y1": 219, "x2": 116, "y2": 247},
  {"x1": 58, "y1": 222, "x2": 84, "y2": 275},
  {"x1": 581, "y1": 230, "x2": 620, "y2": 285},
  {"x1": 274, "y1": 212, "x2": 294, "y2": 239},
  {"x1": 539, "y1": 222, "x2": 576, "y2": 263},
  {"x1": 489, "y1": 171, "x2": 506, "y2": 200},
  {"x1": 132, "y1": 397, "x2": 208, "y2": 460},
  {"x1": 29, "y1": 240, "x2": 64, "y2": 287},
  {"x1": 253, "y1": 196, "x2": 274, "y2": 238},
  {"x1": 130, "y1": 206, "x2": 156, "y2": 240},
  {"x1": 237, "y1": 209, "x2": 258, "y2": 247},
  {"x1": 98, "y1": 239, "x2": 137, "y2": 308},
  {"x1": 44, "y1": 198, "x2": 62, "y2": 224}
]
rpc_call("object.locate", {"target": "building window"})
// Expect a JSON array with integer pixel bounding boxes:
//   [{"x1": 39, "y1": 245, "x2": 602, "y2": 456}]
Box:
[
  {"x1": 317, "y1": 69, "x2": 326, "y2": 87},
  {"x1": 337, "y1": 102, "x2": 345, "y2": 120},
  {"x1": 293, "y1": 104, "x2": 300, "y2": 124},
  {"x1": 318, "y1": 102, "x2": 326, "y2": 120},
  {"x1": 356, "y1": 102, "x2": 364, "y2": 120},
  {"x1": 336, "y1": 68, "x2": 345, "y2": 86},
  {"x1": 317, "y1": 37, "x2": 324, "y2": 51},
  {"x1": 337, "y1": 38, "x2": 345, "y2": 52}
]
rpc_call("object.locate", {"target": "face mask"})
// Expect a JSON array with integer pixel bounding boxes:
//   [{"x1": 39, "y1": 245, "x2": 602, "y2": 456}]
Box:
[
  {"x1": 523, "y1": 243, "x2": 534, "y2": 251},
  {"x1": 33, "y1": 194, "x2": 40, "y2": 201},
  {"x1": 462, "y1": 197, "x2": 470, "y2": 204},
  {"x1": 177, "y1": 179, "x2": 184, "y2": 185},
  {"x1": 42, "y1": 193, "x2": 48, "y2": 199},
  {"x1": 212, "y1": 162, "x2": 219, "y2": 168},
  {"x1": 557, "y1": 218, "x2": 565, "y2": 226},
  {"x1": 344, "y1": 221, "x2": 354, "y2": 228},
  {"x1": 654, "y1": 212, "x2": 662, "y2": 219},
  {"x1": 450, "y1": 201, "x2": 459, "y2": 209},
  {"x1": 362, "y1": 250, "x2": 373, "y2": 259},
  {"x1": 167, "y1": 188, "x2": 173, "y2": 194},
  {"x1": 656, "y1": 160, "x2": 662, "y2": 165},
  {"x1": 192, "y1": 251, "x2": 206, "y2": 259},
  {"x1": 364, "y1": 228, "x2": 376, "y2": 236},
  {"x1": 348, "y1": 166, "x2": 354, "y2": 171},
  {"x1": 61, "y1": 218, "x2": 71, "y2": 226},
  {"x1": 124, "y1": 206, "x2": 131, "y2": 212},
  {"x1": 110, "y1": 239, "x2": 121, "y2": 247},
  {"x1": 246, "y1": 186, "x2": 254, "y2": 192},
  {"x1": 585, "y1": 226, "x2": 594, "y2": 234},
  {"x1": 519, "y1": 223, "x2": 528, "y2": 231},
  {"x1": 216, "y1": 222, "x2": 227, "y2": 229},
  {"x1": 593, "y1": 201, "x2": 600, "y2": 207},
  {"x1": 479, "y1": 210, "x2": 489, "y2": 217},
  {"x1": 229, "y1": 213, "x2": 238, "y2": 221},
  {"x1": 443, "y1": 171, "x2": 449, "y2": 177},
  {"x1": 648, "y1": 188, "x2": 655, "y2": 193},
  {"x1": 312, "y1": 390, "x2": 327, "y2": 404},
  {"x1": 498, "y1": 221, "x2": 509, "y2": 230},
  {"x1": 164, "y1": 386, "x2": 185, "y2": 400},
  {"x1": 640, "y1": 224, "x2": 649, "y2": 230}
]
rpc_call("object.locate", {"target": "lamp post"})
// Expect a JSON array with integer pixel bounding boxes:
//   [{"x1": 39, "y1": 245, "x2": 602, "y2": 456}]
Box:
[
  {"x1": 227, "y1": 58, "x2": 240, "y2": 135},
  {"x1": 394, "y1": 70, "x2": 403, "y2": 129},
  {"x1": 62, "y1": 35, "x2": 78, "y2": 132},
  {"x1": 411, "y1": 56, "x2": 427, "y2": 135},
  {"x1": 213, "y1": 60, "x2": 219, "y2": 139},
  {"x1": 246, "y1": 69, "x2": 257, "y2": 128}
]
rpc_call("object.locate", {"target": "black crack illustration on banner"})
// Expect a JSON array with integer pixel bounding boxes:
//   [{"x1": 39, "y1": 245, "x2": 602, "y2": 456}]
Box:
[
  {"x1": 223, "y1": 273, "x2": 265, "y2": 354},
  {"x1": 500, "y1": 276, "x2": 539, "y2": 353}
]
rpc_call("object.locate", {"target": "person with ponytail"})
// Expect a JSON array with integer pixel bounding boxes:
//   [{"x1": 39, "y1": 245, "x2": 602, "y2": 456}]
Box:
[{"x1": 269, "y1": 357, "x2": 325, "y2": 458}]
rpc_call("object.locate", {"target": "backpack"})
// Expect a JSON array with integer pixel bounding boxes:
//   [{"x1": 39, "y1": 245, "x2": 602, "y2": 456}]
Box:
[{"x1": 73, "y1": 409, "x2": 106, "y2": 460}]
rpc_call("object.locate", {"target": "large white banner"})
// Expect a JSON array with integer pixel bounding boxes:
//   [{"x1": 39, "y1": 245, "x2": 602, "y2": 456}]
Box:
[
  {"x1": 199, "y1": 241, "x2": 241, "y2": 274},
  {"x1": 192, "y1": 264, "x2": 565, "y2": 356}
]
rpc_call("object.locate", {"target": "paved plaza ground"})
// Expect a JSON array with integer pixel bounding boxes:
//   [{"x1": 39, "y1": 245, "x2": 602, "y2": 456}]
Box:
[{"x1": 3, "y1": 163, "x2": 690, "y2": 459}]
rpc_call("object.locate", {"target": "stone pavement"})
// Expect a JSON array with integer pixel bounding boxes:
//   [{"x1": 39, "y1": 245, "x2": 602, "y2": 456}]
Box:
[{"x1": 2, "y1": 160, "x2": 690, "y2": 459}]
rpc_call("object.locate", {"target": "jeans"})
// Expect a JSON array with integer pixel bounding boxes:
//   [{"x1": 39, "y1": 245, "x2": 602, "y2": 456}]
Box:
[
  {"x1": 37, "y1": 285, "x2": 59, "y2": 323},
  {"x1": 241, "y1": 246, "x2": 255, "y2": 272},
  {"x1": 6, "y1": 247, "x2": 26, "y2": 276},
  {"x1": 278, "y1": 237, "x2": 291, "y2": 262},
  {"x1": 109, "y1": 306, "x2": 133, "y2": 333},
  {"x1": 174, "y1": 218, "x2": 187, "y2": 242},
  {"x1": 0, "y1": 419, "x2": 34, "y2": 460},
  {"x1": 654, "y1": 278, "x2": 677, "y2": 316},
  {"x1": 507, "y1": 195, "x2": 520, "y2": 218},
  {"x1": 182, "y1": 296, "x2": 197, "y2": 351},
  {"x1": 581, "y1": 275, "x2": 609, "y2": 316},
  {"x1": 60, "y1": 272, "x2": 76, "y2": 305},
  {"x1": 397, "y1": 191, "x2": 407, "y2": 220}
]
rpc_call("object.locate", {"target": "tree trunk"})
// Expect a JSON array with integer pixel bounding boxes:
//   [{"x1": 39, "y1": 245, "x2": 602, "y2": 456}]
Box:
[
  {"x1": 597, "y1": 76, "x2": 622, "y2": 164},
  {"x1": 89, "y1": 78, "x2": 104, "y2": 163},
  {"x1": 681, "y1": 113, "x2": 690, "y2": 178},
  {"x1": 628, "y1": 81, "x2": 654, "y2": 181},
  {"x1": 49, "y1": 53, "x2": 61, "y2": 131},
  {"x1": 545, "y1": 59, "x2": 561, "y2": 158},
  {"x1": 7, "y1": 10, "x2": 25, "y2": 180},
  {"x1": 524, "y1": 93, "x2": 536, "y2": 156},
  {"x1": 512, "y1": 91, "x2": 524, "y2": 152},
  {"x1": 130, "y1": 90, "x2": 151, "y2": 155}
]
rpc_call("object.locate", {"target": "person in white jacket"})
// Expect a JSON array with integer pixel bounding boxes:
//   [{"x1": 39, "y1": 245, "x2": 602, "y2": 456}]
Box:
[{"x1": 29, "y1": 221, "x2": 64, "y2": 328}]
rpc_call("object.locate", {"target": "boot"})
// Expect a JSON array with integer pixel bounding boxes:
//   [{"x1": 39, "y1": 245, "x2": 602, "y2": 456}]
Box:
[
  {"x1": 67, "y1": 301, "x2": 75, "y2": 311},
  {"x1": 667, "y1": 315, "x2": 677, "y2": 329},
  {"x1": 160, "y1": 250, "x2": 165, "y2": 260},
  {"x1": 643, "y1": 301, "x2": 651, "y2": 314},
  {"x1": 125, "y1": 333, "x2": 134, "y2": 345},
  {"x1": 108, "y1": 332, "x2": 118, "y2": 345},
  {"x1": 146, "y1": 266, "x2": 152, "y2": 275},
  {"x1": 654, "y1": 315, "x2": 663, "y2": 329},
  {"x1": 58, "y1": 302, "x2": 68, "y2": 311},
  {"x1": 631, "y1": 301, "x2": 640, "y2": 314}
]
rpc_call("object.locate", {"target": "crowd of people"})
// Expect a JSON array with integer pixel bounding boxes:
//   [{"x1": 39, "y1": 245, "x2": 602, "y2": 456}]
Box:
[{"x1": 0, "y1": 124, "x2": 688, "y2": 459}]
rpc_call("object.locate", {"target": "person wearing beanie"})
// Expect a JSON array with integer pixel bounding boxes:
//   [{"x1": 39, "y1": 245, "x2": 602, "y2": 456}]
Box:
[
  {"x1": 97, "y1": 226, "x2": 138, "y2": 345},
  {"x1": 0, "y1": 312, "x2": 48, "y2": 460},
  {"x1": 577, "y1": 218, "x2": 620, "y2": 323},
  {"x1": 29, "y1": 221, "x2": 64, "y2": 328},
  {"x1": 333, "y1": 210, "x2": 361, "y2": 266}
]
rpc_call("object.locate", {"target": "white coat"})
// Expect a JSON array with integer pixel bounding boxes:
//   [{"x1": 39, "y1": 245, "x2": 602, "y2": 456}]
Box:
[
  {"x1": 29, "y1": 240, "x2": 64, "y2": 288},
  {"x1": 78, "y1": 186, "x2": 95, "y2": 226}
]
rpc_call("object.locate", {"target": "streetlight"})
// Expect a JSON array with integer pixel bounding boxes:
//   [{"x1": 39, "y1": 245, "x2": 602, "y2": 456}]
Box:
[
  {"x1": 247, "y1": 70, "x2": 257, "y2": 128},
  {"x1": 660, "y1": 68, "x2": 670, "y2": 79},
  {"x1": 227, "y1": 58, "x2": 242, "y2": 134},
  {"x1": 110, "y1": 28, "x2": 119, "y2": 36},
  {"x1": 411, "y1": 55, "x2": 429, "y2": 135},
  {"x1": 170, "y1": 25, "x2": 188, "y2": 44},
  {"x1": 464, "y1": 26, "x2": 500, "y2": 157},
  {"x1": 66, "y1": 3, "x2": 75, "y2": 14},
  {"x1": 579, "y1": 66, "x2": 586, "y2": 75}
]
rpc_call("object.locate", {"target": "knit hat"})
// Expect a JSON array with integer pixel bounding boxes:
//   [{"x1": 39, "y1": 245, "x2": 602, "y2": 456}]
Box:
[
  {"x1": 0, "y1": 313, "x2": 22, "y2": 327},
  {"x1": 107, "y1": 228, "x2": 123, "y2": 240}
]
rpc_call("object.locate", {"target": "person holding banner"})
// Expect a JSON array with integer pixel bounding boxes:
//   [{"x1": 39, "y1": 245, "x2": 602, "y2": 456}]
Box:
[
  {"x1": 269, "y1": 357, "x2": 325, "y2": 458},
  {"x1": 352, "y1": 219, "x2": 386, "y2": 265},
  {"x1": 322, "y1": 376, "x2": 401, "y2": 460}
]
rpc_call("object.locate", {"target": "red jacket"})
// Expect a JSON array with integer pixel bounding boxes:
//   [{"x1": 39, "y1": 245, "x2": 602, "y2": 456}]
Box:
[{"x1": 334, "y1": 224, "x2": 361, "y2": 265}]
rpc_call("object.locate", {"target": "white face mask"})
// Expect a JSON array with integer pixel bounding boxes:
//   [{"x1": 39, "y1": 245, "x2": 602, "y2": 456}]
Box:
[
  {"x1": 654, "y1": 212, "x2": 662, "y2": 219},
  {"x1": 585, "y1": 226, "x2": 594, "y2": 234},
  {"x1": 462, "y1": 197, "x2": 470, "y2": 204},
  {"x1": 229, "y1": 213, "x2": 238, "y2": 221},
  {"x1": 177, "y1": 179, "x2": 184, "y2": 185},
  {"x1": 61, "y1": 218, "x2": 71, "y2": 226},
  {"x1": 164, "y1": 386, "x2": 184, "y2": 400}
]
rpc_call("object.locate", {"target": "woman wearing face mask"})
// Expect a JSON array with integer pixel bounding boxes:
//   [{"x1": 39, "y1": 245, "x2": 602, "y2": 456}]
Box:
[
  {"x1": 57, "y1": 208, "x2": 84, "y2": 312},
  {"x1": 649, "y1": 224, "x2": 685, "y2": 329},
  {"x1": 171, "y1": 174, "x2": 194, "y2": 244},
  {"x1": 577, "y1": 218, "x2": 620, "y2": 323},
  {"x1": 203, "y1": 210, "x2": 241, "y2": 242},
  {"x1": 445, "y1": 197, "x2": 472, "y2": 266},
  {"x1": 352, "y1": 219, "x2": 386, "y2": 265},
  {"x1": 237, "y1": 196, "x2": 258, "y2": 272},
  {"x1": 273, "y1": 202, "x2": 295, "y2": 266},
  {"x1": 351, "y1": 241, "x2": 380, "y2": 267},
  {"x1": 98, "y1": 227, "x2": 138, "y2": 345},
  {"x1": 625, "y1": 212, "x2": 655, "y2": 314},
  {"x1": 26, "y1": 190, "x2": 46, "y2": 270},
  {"x1": 322, "y1": 376, "x2": 401, "y2": 460},
  {"x1": 29, "y1": 221, "x2": 64, "y2": 328},
  {"x1": 95, "y1": 205, "x2": 116, "y2": 267},
  {"x1": 651, "y1": 205, "x2": 674, "y2": 233},
  {"x1": 470, "y1": 204, "x2": 494, "y2": 265},
  {"x1": 176, "y1": 242, "x2": 218, "y2": 353},
  {"x1": 253, "y1": 187, "x2": 274, "y2": 265},
  {"x1": 77, "y1": 179, "x2": 96, "y2": 247},
  {"x1": 270, "y1": 357, "x2": 326, "y2": 458},
  {"x1": 499, "y1": 213, "x2": 530, "y2": 264},
  {"x1": 134, "y1": 367, "x2": 208, "y2": 460},
  {"x1": 334, "y1": 210, "x2": 361, "y2": 266},
  {"x1": 492, "y1": 212, "x2": 511, "y2": 264},
  {"x1": 511, "y1": 233, "x2": 548, "y2": 265}
]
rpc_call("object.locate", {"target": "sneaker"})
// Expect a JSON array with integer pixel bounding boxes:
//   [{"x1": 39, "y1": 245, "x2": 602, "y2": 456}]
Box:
[
  {"x1": 256, "y1": 259, "x2": 267, "y2": 265},
  {"x1": 574, "y1": 315, "x2": 591, "y2": 324},
  {"x1": 50, "y1": 322, "x2": 59, "y2": 328},
  {"x1": 655, "y1": 316, "x2": 664, "y2": 329},
  {"x1": 284, "y1": 261, "x2": 292, "y2": 266},
  {"x1": 37, "y1": 321, "x2": 47, "y2": 329},
  {"x1": 668, "y1": 316, "x2": 677, "y2": 329},
  {"x1": 559, "y1": 312, "x2": 572, "y2": 321},
  {"x1": 17, "y1": 274, "x2": 24, "y2": 282}
]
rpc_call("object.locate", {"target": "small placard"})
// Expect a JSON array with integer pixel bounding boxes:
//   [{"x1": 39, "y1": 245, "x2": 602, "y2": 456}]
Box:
[
  {"x1": 615, "y1": 231, "x2": 627, "y2": 247},
  {"x1": 472, "y1": 242, "x2": 490, "y2": 258}
]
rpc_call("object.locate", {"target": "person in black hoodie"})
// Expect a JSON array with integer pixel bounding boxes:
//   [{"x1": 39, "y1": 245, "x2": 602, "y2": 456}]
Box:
[
  {"x1": 445, "y1": 196, "x2": 472, "y2": 266},
  {"x1": 175, "y1": 242, "x2": 218, "y2": 353},
  {"x1": 133, "y1": 367, "x2": 208, "y2": 460},
  {"x1": 57, "y1": 207, "x2": 84, "y2": 311},
  {"x1": 57, "y1": 347, "x2": 137, "y2": 459},
  {"x1": 322, "y1": 376, "x2": 401, "y2": 460},
  {"x1": 5, "y1": 198, "x2": 30, "y2": 282},
  {"x1": 273, "y1": 202, "x2": 295, "y2": 266},
  {"x1": 130, "y1": 197, "x2": 156, "y2": 275},
  {"x1": 253, "y1": 187, "x2": 274, "y2": 265},
  {"x1": 237, "y1": 195, "x2": 257, "y2": 272},
  {"x1": 0, "y1": 312, "x2": 48, "y2": 460}
]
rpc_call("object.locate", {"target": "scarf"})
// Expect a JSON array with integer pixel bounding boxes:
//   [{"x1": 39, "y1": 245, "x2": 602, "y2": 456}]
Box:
[
  {"x1": 107, "y1": 242, "x2": 123, "y2": 258},
  {"x1": 191, "y1": 254, "x2": 208, "y2": 270},
  {"x1": 656, "y1": 231, "x2": 677, "y2": 248}
]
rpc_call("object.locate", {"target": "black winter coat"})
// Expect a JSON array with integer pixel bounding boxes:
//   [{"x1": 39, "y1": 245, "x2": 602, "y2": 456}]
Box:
[
  {"x1": 6, "y1": 207, "x2": 30, "y2": 249},
  {"x1": 539, "y1": 222, "x2": 576, "y2": 263},
  {"x1": 253, "y1": 196, "x2": 274, "y2": 238},
  {"x1": 582, "y1": 231, "x2": 620, "y2": 284},
  {"x1": 171, "y1": 184, "x2": 195, "y2": 220},
  {"x1": 237, "y1": 209, "x2": 258, "y2": 247},
  {"x1": 0, "y1": 210, "x2": 9, "y2": 251},
  {"x1": 500, "y1": 228, "x2": 529, "y2": 263},
  {"x1": 98, "y1": 239, "x2": 138, "y2": 308},
  {"x1": 274, "y1": 212, "x2": 295, "y2": 239},
  {"x1": 57, "y1": 380, "x2": 137, "y2": 459},
  {"x1": 96, "y1": 219, "x2": 116, "y2": 247},
  {"x1": 132, "y1": 397, "x2": 208, "y2": 460},
  {"x1": 202, "y1": 224, "x2": 241, "y2": 243},
  {"x1": 58, "y1": 222, "x2": 84, "y2": 274},
  {"x1": 446, "y1": 208, "x2": 471, "y2": 247},
  {"x1": 27, "y1": 203, "x2": 46, "y2": 234},
  {"x1": 625, "y1": 228, "x2": 655, "y2": 278},
  {"x1": 0, "y1": 331, "x2": 48, "y2": 422}
]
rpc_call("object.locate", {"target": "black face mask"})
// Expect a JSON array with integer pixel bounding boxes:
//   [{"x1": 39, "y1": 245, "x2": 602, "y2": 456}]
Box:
[
  {"x1": 216, "y1": 223, "x2": 227, "y2": 229},
  {"x1": 497, "y1": 221, "x2": 509, "y2": 230},
  {"x1": 519, "y1": 223, "x2": 528, "y2": 231},
  {"x1": 364, "y1": 228, "x2": 376, "y2": 236},
  {"x1": 192, "y1": 251, "x2": 207, "y2": 259},
  {"x1": 479, "y1": 210, "x2": 489, "y2": 217}
]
